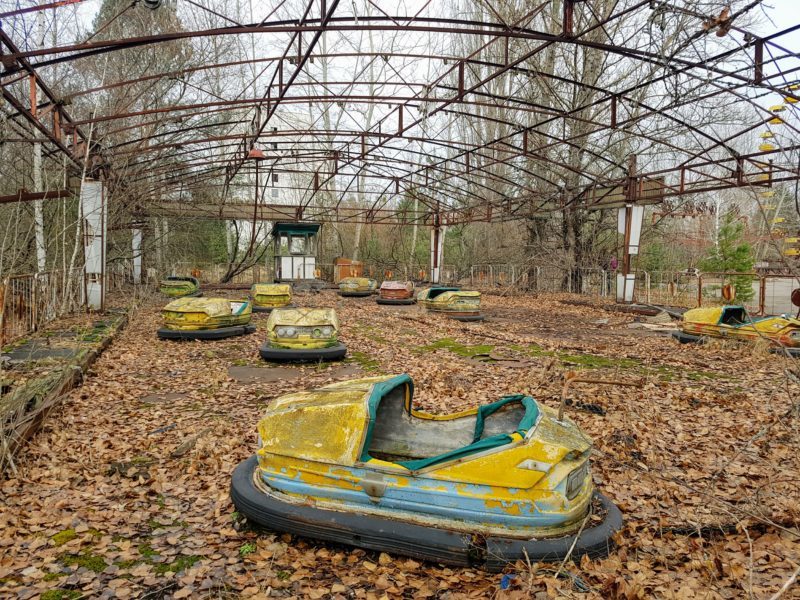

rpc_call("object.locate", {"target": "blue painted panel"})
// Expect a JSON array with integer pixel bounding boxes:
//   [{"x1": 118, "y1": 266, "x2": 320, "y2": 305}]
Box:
[{"x1": 259, "y1": 465, "x2": 589, "y2": 530}]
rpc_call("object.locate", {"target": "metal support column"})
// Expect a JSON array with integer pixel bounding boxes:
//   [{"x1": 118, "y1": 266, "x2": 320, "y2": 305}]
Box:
[
  {"x1": 430, "y1": 212, "x2": 445, "y2": 284},
  {"x1": 616, "y1": 155, "x2": 643, "y2": 303},
  {"x1": 81, "y1": 179, "x2": 106, "y2": 310},
  {"x1": 132, "y1": 228, "x2": 142, "y2": 284}
]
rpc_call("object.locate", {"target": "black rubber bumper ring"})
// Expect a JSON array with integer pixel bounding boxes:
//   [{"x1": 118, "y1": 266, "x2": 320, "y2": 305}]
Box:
[
  {"x1": 671, "y1": 330, "x2": 704, "y2": 344},
  {"x1": 376, "y1": 298, "x2": 416, "y2": 305},
  {"x1": 259, "y1": 342, "x2": 347, "y2": 362},
  {"x1": 157, "y1": 323, "x2": 255, "y2": 340},
  {"x1": 448, "y1": 314, "x2": 485, "y2": 322},
  {"x1": 231, "y1": 456, "x2": 622, "y2": 571}
]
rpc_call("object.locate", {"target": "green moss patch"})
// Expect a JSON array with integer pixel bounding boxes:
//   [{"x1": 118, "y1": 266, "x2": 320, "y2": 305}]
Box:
[
  {"x1": 138, "y1": 543, "x2": 160, "y2": 559},
  {"x1": 347, "y1": 351, "x2": 381, "y2": 372},
  {"x1": 559, "y1": 352, "x2": 639, "y2": 369},
  {"x1": 42, "y1": 572, "x2": 67, "y2": 582},
  {"x1": 52, "y1": 529, "x2": 77, "y2": 547},
  {"x1": 41, "y1": 590, "x2": 81, "y2": 600},
  {"x1": 61, "y1": 551, "x2": 107, "y2": 572},
  {"x1": 419, "y1": 338, "x2": 495, "y2": 358},
  {"x1": 153, "y1": 555, "x2": 200, "y2": 575}
]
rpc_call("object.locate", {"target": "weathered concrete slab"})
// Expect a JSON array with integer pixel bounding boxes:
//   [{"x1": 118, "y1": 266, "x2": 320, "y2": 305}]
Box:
[
  {"x1": 2, "y1": 341, "x2": 82, "y2": 363},
  {"x1": 227, "y1": 366, "x2": 301, "y2": 384}
]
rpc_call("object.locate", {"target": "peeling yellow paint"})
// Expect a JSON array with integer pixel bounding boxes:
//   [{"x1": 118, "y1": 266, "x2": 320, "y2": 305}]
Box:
[
  {"x1": 681, "y1": 306, "x2": 800, "y2": 346},
  {"x1": 265, "y1": 307, "x2": 341, "y2": 349},
  {"x1": 251, "y1": 283, "x2": 292, "y2": 308},
  {"x1": 161, "y1": 298, "x2": 251, "y2": 330},
  {"x1": 255, "y1": 374, "x2": 595, "y2": 525}
]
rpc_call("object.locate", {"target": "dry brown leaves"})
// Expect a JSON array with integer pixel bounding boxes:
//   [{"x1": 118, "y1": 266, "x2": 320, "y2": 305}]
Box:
[{"x1": 0, "y1": 291, "x2": 798, "y2": 599}]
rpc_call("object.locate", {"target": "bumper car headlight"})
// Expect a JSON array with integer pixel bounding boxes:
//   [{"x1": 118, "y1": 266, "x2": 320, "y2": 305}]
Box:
[
  {"x1": 311, "y1": 326, "x2": 334, "y2": 338},
  {"x1": 275, "y1": 326, "x2": 298, "y2": 338},
  {"x1": 789, "y1": 330, "x2": 800, "y2": 341},
  {"x1": 566, "y1": 461, "x2": 589, "y2": 500}
]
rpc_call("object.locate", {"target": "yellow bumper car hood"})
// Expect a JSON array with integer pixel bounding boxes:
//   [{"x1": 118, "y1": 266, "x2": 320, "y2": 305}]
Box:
[{"x1": 252, "y1": 283, "x2": 292, "y2": 297}]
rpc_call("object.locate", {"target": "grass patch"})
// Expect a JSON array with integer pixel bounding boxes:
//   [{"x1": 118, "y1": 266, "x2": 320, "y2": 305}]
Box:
[
  {"x1": 153, "y1": 555, "x2": 200, "y2": 575},
  {"x1": 347, "y1": 351, "x2": 381, "y2": 372},
  {"x1": 147, "y1": 518, "x2": 187, "y2": 531},
  {"x1": 559, "y1": 352, "x2": 639, "y2": 369},
  {"x1": 52, "y1": 529, "x2": 77, "y2": 547},
  {"x1": 2, "y1": 338, "x2": 28, "y2": 353},
  {"x1": 239, "y1": 542, "x2": 257, "y2": 557},
  {"x1": 686, "y1": 370, "x2": 730, "y2": 381},
  {"x1": 41, "y1": 590, "x2": 81, "y2": 600},
  {"x1": 511, "y1": 343, "x2": 641, "y2": 369},
  {"x1": 419, "y1": 338, "x2": 494, "y2": 358},
  {"x1": 138, "y1": 543, "x2": 160, "y2": 559},
  {"x1": 61, "y1": 551, "x2": 107, "y2": 573}
]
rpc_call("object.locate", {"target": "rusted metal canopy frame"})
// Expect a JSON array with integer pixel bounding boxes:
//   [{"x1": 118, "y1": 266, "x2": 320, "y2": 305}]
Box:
[
  {"x1": 111, "y1": 128, "x2": 570, "y2": 206},
  {"x1": 2, "y1": 5, "x2": 800, "y2": 224},
  {"x1": 55, "y1": 39, "x2": 799, "y2": 176},
  {"x1": 67, "y1": 43, "x2": 800, "y2": 211},
  {"x1": 220, "y1": 0, "x2": 342, "y2": 192},
  {"x1": 0, "y1": 29, "x2": 88, "y2": 171},
  {"x1": 145, "y1": 199, "x2": 436, "y2": 226}
]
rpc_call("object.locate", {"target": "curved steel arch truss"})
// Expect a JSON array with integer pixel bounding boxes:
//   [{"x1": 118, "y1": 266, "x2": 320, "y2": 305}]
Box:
[{"x1": 1, "y1": 0, "x2": 799, "y2": 225}]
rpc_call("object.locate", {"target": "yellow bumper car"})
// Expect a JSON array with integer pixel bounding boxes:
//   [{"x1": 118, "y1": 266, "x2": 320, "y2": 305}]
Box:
[
  {"x1": 418, "y1": 287, "x2": 483, "y2": 321},
  {"x1": 157, "y1": 297, "x2": 255, "y2": 340},
  {"x1": 259, "y1": 307, "x2": 347, "y2": 362},
  {"x1": 251, "y1": 283, "x2": 293, "y2": 312},
  {"x1": 159, "y1": 276, "x2": 201, "y2": 298},
  {"x1": 338, "y1": 277, "x2": 378, "y2": 297},
  {"x1": 231, "y1": 374, "x2": 621, "y2": 570},
  {"x1": 673, "y1": 305, "x2": 800, "y2": 356}
]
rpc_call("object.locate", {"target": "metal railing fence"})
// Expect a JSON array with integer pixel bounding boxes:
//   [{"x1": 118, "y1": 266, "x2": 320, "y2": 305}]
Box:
[
  {"x1": 164, "y1": 260, "x2": 800, "y2": 316},
  {"x1": 0, "y1": 269, "x2": 84, "y2": 347}
]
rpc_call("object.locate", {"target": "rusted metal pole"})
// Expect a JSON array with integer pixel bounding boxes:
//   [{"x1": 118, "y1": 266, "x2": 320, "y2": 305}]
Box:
[
  {"x1": 754, "y1": 39, "x2": 764, "y2": 84},
  {"x1": 697, "y1": 274, "x2": 703, "y2": 307},
  {"x1": 0, "y1": 279, "x2": 6, "y2": 348},
  {"x1": 563, "y1": 0, "x2": 574, "y2": 37},
  {"x1": 619, "y1": 154, "x2": 637, "y2": 303}
]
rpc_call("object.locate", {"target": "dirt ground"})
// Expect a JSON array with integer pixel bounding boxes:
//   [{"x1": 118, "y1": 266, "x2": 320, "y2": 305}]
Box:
[{"x1": 1, "y1": 291, "x2": 798, "y2": 599}]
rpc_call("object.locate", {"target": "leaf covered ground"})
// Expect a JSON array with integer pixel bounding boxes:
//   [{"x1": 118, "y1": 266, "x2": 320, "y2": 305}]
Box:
[{"x1": 1, "y1": 291, "x2": 798, "y2": 599}]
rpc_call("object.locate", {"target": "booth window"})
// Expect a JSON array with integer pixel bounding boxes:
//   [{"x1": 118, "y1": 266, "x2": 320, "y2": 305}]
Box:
[{"x1": 289, "y1": 235, "x2": 307, "y2": 255}]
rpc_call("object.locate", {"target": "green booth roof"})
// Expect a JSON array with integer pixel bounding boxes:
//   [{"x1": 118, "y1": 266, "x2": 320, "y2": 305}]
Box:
[{"x1": 272, "y1": 222, "x2": 321, "y2": 236}]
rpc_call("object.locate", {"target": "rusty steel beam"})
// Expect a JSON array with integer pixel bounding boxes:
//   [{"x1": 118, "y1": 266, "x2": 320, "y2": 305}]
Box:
[
  {"x1": 142, "y1": 200, "x2": 435, "y2": 225},
  {"x1": 222, "y1": 0, "x2": 341, "y2": 188},
  {"x1": 0, "y1": 29, "x2": 87, "y2": 169},
  {"x1": 0, "y1": 0, "x2": 87, "y2": 19},
  {"x1": 0, "y1": 189, "x2": 73, "y2": 204},
  {"x1": 10, "y1": 14, "x2": 799, "y2": 112}
]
